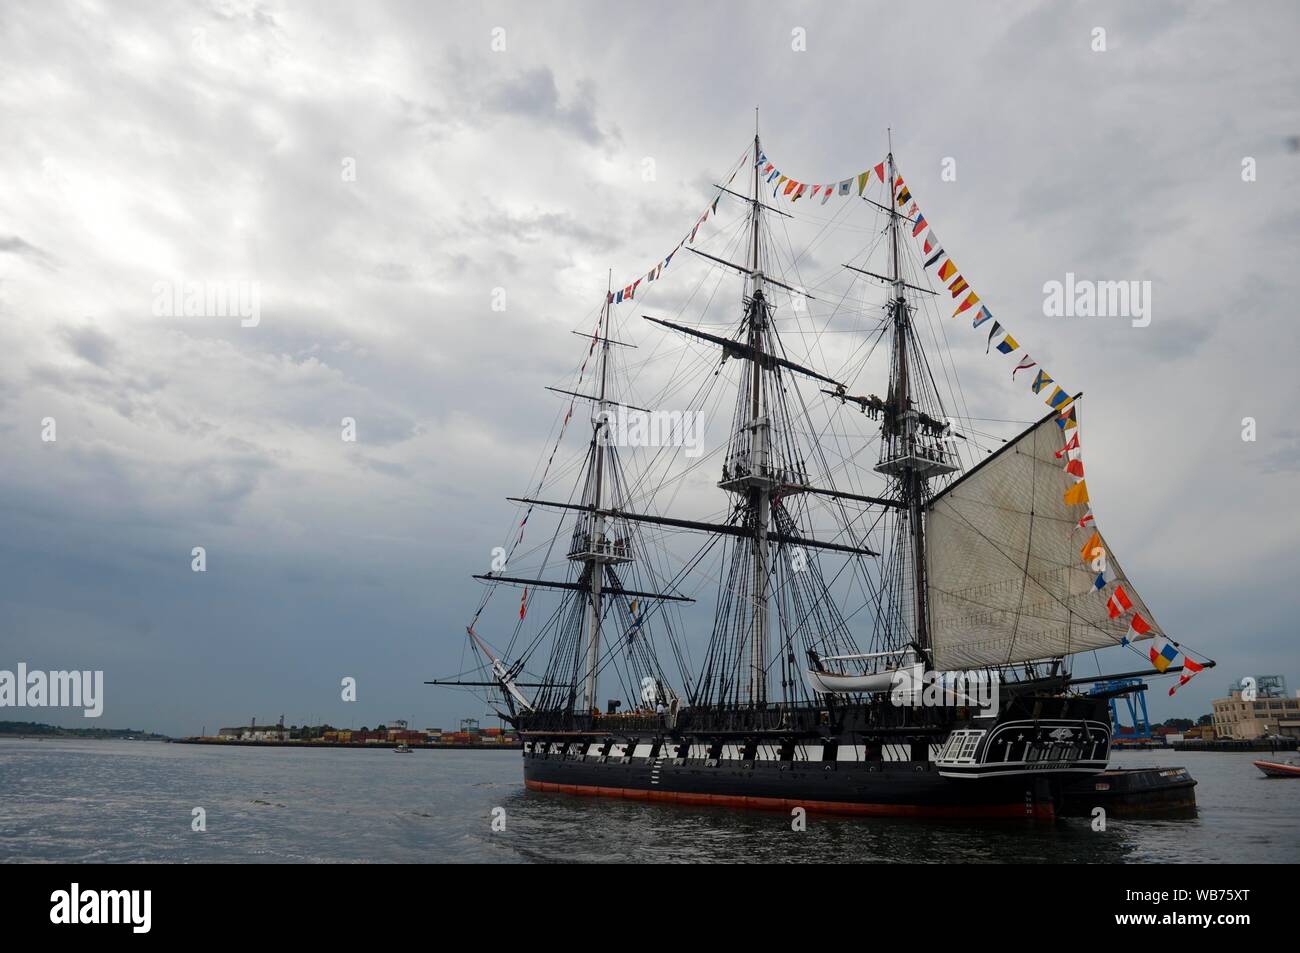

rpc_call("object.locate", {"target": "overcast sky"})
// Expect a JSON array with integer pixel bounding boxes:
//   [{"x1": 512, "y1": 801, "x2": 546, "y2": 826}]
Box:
[{"x1": 2, "y1": 0, "x2": 1298, "y2": 736}]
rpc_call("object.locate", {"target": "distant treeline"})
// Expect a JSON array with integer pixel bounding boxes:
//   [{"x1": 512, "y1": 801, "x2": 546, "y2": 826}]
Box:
[{"x1": 0, "y1": 721, "x2": 170, "y2": 740}]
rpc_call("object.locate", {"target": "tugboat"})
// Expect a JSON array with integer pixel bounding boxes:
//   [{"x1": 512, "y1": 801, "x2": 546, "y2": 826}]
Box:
[{"x1": 432, "y1": 122, "x2": 1214, "y2": 820}]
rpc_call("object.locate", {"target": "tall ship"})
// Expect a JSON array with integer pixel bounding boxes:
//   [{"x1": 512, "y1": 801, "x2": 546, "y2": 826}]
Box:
[{"x1": 433, "y1": 125, "x2": 1213, "y2": 819}]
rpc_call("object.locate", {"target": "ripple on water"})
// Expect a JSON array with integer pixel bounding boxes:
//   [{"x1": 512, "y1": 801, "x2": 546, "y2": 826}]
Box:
[{"x1": 0, "y1": 741, "x2": 1294, "y2": 863}]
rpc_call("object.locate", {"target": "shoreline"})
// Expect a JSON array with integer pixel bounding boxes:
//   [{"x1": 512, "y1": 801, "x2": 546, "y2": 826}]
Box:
[{"x1": 175, "y1": 737, "x2": 521, "y2": 751}]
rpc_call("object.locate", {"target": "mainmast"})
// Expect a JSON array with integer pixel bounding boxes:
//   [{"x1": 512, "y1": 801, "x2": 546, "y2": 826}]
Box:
[
  {"x1": 704, "y1": 120, "x2": 778, "y2": 705},
  {"x1": 874, "y1": 144, "x2": 956, "y2": 660},
  {"x1": 745, "y1": 123, "x2": 771, "y2": 705},
  {"x1": 892, "y1": 149, "x2": 926, "y2": 654},
  {"x1": 581, "y1": 283, "x2": 613, "y2": 713},
  {"x1": 636, "y1": 121, "x2": 874, "y2": 708}
]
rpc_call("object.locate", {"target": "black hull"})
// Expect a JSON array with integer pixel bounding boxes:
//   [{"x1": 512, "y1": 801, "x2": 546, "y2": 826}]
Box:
[
  {"x1": 516, "y1": 691, "x2": 1126, "y2": 819},
  {"x1": 524, "y1": 749, "x2": 1059, "y2": 818}
]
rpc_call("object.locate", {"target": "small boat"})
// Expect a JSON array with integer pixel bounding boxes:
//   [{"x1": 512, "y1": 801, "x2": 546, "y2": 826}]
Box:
[
  {"x1": 1059, "y1": 767, "x2": 1198, "y2": 818},
  {"x1": 804, "y1": 650, "x2": 915, "y2": 695},
  {"x1": 1253, "y1": 758, "x2": 1300, "y2": 778},
  {"x1": 394, "y1": 743, "x2": 413, "y2": 754}
]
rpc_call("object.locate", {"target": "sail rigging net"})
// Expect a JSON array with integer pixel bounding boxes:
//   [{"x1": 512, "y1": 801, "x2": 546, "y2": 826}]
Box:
[
  {"x1": 440, "y1": 131, "x2": 1207, "y2": 722},
  {"x1": 924, "y1": 400, "x2": 1165, "y2": 670}
]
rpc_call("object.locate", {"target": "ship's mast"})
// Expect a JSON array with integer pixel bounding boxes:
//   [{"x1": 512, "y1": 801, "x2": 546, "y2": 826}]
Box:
[
  {"x1": 883, "y1": 143, "x2": 931, "y2": 657},
  {"x1": 635, "y1": 118, "x2": 877, "y2": 709},
  {"x1": 746, "y1": 121, "x2": 770, "y2": 705},
  {"x1": 581, "y1": 282, "x2": 612, "y2": 712}
]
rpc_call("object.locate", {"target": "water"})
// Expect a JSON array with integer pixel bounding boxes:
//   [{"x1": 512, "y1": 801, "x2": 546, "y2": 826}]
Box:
[{"x1": 0, "y1": 739, "x2": 1295, "y2": 863}]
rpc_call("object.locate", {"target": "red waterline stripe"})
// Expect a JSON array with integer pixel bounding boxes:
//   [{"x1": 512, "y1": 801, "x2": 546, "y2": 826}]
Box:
[{"x1": 524, "y1": 779, "x2": 1054, "y2": 820}]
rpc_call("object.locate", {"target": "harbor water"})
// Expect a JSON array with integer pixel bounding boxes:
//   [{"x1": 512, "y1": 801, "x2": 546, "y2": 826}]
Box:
[{"x1": 1, "y1": 739, "x2": 1295, "y2": 863}]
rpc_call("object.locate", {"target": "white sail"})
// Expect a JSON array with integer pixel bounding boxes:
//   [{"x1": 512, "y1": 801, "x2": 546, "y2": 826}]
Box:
[{"x1": 924, "y1": 401, "x2": 1164, "y2": 670}]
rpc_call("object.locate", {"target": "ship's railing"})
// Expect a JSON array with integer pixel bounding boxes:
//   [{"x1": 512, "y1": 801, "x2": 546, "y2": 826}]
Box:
[
  {"x1": 517, "y1": 699, "x2": 981, "y2": 737},
  {"x1": 720, "y1": 453, "x2": 801, "y2": 488},
  {"x1": 675, "y1": 701, "x2": 969, "y2": 734},
  {"x1": 566, "y1": 514, "x2": 635, "y2": 561},
  {"x1": 916, "y1": 441, "x2": 958, "y2": 467},
  {"x1": 566, "y1": 533, "x2": 631, "y2": 559},
  {"x1": 588, "y1": 711, "x2": 665, "y2": 731},
  {"x1": 517, "y1": 709, "x2": 666, "y2": 733}
]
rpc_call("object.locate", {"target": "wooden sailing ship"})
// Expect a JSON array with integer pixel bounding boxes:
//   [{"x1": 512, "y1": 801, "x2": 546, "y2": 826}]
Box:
[{"x1": 432, "y1": 124, "x2": 1213, "y2": 819}]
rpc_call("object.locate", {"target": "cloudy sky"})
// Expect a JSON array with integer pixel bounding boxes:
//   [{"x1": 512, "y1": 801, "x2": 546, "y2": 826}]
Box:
[{"x1": 2, "y1": 0, "x2": 1298, "y2": 736}]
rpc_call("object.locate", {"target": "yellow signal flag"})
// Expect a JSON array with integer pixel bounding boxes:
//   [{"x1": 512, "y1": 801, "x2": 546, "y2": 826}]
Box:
[
  {"x1": 1079, "y1": 530, "x2": 1103, "y2": 566},
  {"x1": 938, "y1": 260, "x2": 958, "y2": 282},
  {"x1": 1063, "y1": 480, "x2": 1090, "y2": 507}
]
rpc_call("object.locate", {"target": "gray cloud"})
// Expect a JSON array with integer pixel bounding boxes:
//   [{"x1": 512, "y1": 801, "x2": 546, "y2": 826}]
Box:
[
  {"x1": 481, "y1": 68, "x2": 614, "y2": 146},
  {"x1": 59, "y1": 324, "x2": 118, "y2": 368},
  {"x1": 0, "y1": 234, "x2": 57, "y2": 270},
  {"x1": 0, "y1": 0, "x2": 1297, "y2": 736}
]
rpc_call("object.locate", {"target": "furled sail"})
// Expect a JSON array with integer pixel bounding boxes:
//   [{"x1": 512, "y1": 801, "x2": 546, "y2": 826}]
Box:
[{"x1": 924, "y1": 400, "x2": 1164, "y2": 670}]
